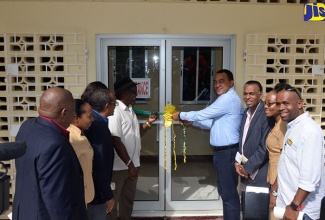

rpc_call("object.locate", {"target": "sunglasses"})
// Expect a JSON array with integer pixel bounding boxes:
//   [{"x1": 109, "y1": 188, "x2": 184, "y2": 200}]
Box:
[
  {"x1": 276, "y1": 84, "x2": 302, "y2": 100},
  {"x1": 264, "y1": 101, "x2": 276, "y2": 107}
]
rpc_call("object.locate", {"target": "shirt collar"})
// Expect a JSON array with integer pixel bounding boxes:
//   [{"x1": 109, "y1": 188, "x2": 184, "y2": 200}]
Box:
[
  {"x1": 220, "y1": 86, "x2": 235, "y2": 97},
  {"x1": 287, "y1": 111, "x2": 308, "y2": 130},
  {"x1": 68, "y1": 124, "x2": 82, "y2": 136},
  {"x1": 92, "y1": 109, "x2": 108, "y2": 123},
  {"x1": 39, "y1": 115, "x2": 70, "y2": 139},
  {"x1": 117, "y1": 100, "x2": 132, "y2": 112},
  {"x1": 247, "y1": 101, "x2": 261, "y2": 117}
]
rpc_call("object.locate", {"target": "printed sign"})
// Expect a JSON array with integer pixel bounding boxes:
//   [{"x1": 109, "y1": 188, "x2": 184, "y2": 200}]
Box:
[
  {"x1": 304, "y1": 3, "x2": 325, "y2": 21},
  {"x1": 312, "y1": 65, "x2": 324, "y2": 76},
  {"x1": 132, "y1": 78, "x2": 151, "y2": 98}
]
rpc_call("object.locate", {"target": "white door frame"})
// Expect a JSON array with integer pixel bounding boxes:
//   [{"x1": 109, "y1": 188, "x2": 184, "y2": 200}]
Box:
[
  {"x1": 96, "y1": 34, "x2": 236, "y2": 214},
  {"x1": 165, "y1": 38, "x2": 232, "y2": 211},
  {"x1": 97, "y1": 36, "x2": 166, "y2": 211}
]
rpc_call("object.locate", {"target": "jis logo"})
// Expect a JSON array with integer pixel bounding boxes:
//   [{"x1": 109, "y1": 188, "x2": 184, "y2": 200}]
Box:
[{"x1": 304, "y1": 3, "x2": 325, "y2": 21}]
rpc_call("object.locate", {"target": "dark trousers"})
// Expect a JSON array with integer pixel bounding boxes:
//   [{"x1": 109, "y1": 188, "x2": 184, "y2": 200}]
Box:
[
  {"x1": 87, "y1": 203, "x2": 107, "y2": 220},
  {"x1": 213, "y1": 146, "x2": 240, "y2": 220}
]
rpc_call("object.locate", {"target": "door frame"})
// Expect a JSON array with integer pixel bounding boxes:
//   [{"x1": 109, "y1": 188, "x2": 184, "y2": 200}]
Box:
[
  {"x1": 96, "y1": 34, "x2": 236, "y2": 214},
  {"x1": 96, "y1": 34, "x2": 236, "y2": 84},
  {"x1": 165, "y1": 38, "x2": 233, "y2": 211},
  {"x1": 97, "y1": 36, "x2": 166, "y2": 211}
]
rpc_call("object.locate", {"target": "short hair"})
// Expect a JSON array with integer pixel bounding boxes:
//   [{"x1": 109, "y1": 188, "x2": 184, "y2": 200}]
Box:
[
  {"x1": 216, "y1": 69, "x2": 234, "y2": 81},
  {"x1": 74, "y1": 99, "x2": 88, "y2": 118},
  {"x1": 275, "y1": 83, "x2": 302, "y2": 100},
  {"x1": 245, "y1": 80, "x2": 263, "y2": 92},
  {"x1": 81, "y1": 81, "x2": 108, "y2": 103},
  {"x1": 274, "y1": 83, "x2": 288, "y2": 91},
  {"x1": 89, "y1": 89, "x2": 111, "y2": 112}
]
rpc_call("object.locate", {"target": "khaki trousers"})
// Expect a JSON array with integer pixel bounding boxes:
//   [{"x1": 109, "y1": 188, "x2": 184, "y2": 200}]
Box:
[{"x1": 107, "y1": 169, "x2": 138, "y2": 220}]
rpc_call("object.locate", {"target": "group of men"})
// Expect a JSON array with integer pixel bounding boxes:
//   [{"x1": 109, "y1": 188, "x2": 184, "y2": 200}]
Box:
[
  {"x1": 12, "y1": 77, "x2": 158, "y2": 220},
  {"x1": 10, "y1": 68, "x2": 325, "y2": 220},
  {"x1": 172, "y1": 69, "x2": 324, "y2": 220}
]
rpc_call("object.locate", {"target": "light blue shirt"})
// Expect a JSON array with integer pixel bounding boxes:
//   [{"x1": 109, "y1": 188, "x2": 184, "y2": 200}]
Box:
[{"x1": 180, "y1": 87, "x2": 244, "y2": 147}]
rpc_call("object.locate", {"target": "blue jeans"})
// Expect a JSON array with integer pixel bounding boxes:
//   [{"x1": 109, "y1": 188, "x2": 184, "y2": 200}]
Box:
[
  {"x1": 303, "y1": 213, "x2": 317, "y2": 220},
  {"x1": 213, "y1": 147, "x2": 240, "y2": 220}
]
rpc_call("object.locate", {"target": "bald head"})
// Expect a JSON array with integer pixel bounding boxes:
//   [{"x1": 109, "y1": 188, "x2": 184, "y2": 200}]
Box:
[{"x1": 38, "y1": 87, "x2": 75, "y2": 128}]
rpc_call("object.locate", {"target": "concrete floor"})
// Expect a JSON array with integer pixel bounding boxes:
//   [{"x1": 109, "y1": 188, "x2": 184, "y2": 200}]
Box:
[{"x1": 1, "y1": 156, "x2": 223, "y2": 220}]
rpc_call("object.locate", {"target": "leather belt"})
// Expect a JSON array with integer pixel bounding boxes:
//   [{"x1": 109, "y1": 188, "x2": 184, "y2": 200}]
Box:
[{"x1": 213, "y1": 143, "x2": 239, "y2": 152}]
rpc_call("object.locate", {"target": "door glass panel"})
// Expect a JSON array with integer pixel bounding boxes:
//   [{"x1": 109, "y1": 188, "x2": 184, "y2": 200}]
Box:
[
  {"x1": 107, "y1": 46, "x2": 160, "y2": 201},
  {"x1": 182, "y1": 47, "x2": 212, "y2": 103},
  {"x1": 170, "y1": 46, "x2": 223, "y2": 201}
]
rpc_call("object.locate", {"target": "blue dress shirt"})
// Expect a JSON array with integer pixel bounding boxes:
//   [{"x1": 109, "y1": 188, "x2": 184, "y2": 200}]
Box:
[
  {"x1": 92, "y1": 109, "x2": 108, "y2": 124},
  {"x1": 180, "y1": 87, "x2": 244, "y2": 147}
]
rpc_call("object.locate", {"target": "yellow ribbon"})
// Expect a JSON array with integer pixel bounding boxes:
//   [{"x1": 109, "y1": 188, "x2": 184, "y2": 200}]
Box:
[
  {"x1": 162, "y1": 104, "x2": 188, "y2": 170},
  {"x1": 163, "y1": 104, "x2": 177, "y2": 127},
  {"x1": 163, "y1": 104, "x2": 177, "y2": 170}
]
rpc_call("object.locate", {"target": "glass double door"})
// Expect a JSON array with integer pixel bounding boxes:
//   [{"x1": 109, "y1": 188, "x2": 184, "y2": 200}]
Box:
[{"x1": 97, "y1": 35, "x2": 234, "y2": 213}]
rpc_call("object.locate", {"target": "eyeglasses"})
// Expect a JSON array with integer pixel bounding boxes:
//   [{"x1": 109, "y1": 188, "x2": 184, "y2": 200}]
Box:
[
  {"x1": 276, "y1": 84, "x2": 302, "y2": 100},
  {"x1": 264, "y1": 101, "x2": 276, "y2": 107},
  {"x1": 108, "y1": 101, "x2": 119, "y2": 106}
]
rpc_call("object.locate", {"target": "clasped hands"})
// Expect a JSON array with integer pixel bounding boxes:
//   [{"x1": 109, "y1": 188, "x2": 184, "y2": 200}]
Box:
[{"x1": 172, "y1": 111, "x2": 192, "y2": 126}]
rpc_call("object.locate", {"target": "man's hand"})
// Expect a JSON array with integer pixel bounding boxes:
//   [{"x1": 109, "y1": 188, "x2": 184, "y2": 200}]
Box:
[
  {"x1": 181, "y1": 120, "x2": 193, "y2": 126},
  {"x1": 106, "y1": 198, "x2": 115, "y2": 214},
  {"x1": 128, "y1": 162, "x2": 138, "y2": 180},
  {"x1": 148, "y1": 112, "x2": 158, "y2": 124},
  {"x1": 234, "y1": 162, "x2": 248, "y2": 178},
  {"x1": 172, "y1": 111, "x2": 180, "y2": 121},
  {"x1": 269, "y1": 192, "x2": 276, "y2": 209},
  {"x1": 283, "y1": 205, "x2": 299, "y2": 220}
]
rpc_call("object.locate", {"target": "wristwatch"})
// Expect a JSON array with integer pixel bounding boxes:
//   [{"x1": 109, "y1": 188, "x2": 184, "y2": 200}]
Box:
[
  {"x1": 289, "y1": 201, "x2": 300, "y2": 211},
  {"x1": 271, "y1": 190, "x2": 277, "y2": 197}
]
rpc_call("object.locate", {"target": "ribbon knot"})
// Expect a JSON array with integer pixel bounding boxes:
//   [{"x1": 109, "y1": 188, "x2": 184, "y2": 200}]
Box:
[{"x1": 163, "y1": 104, "x2": 177, "y2": 127}]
